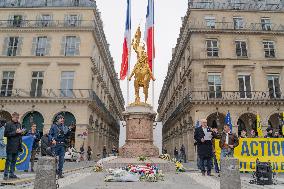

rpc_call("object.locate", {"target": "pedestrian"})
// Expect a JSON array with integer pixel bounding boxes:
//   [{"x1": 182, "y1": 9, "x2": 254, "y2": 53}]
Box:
[
  {"x1": 174, "y1": 147, "x2": 179, "y2": 161},
  {"x1": 3, "y1": 112, "x2": 25, "y2": 180},
  {"x1": 162, "y1": 146, "x2": 167, "y2": 154},
  {"x1": 49, "y1": 115, "x2": 74, "y2": 178},
  {"x1": 41, "y1": 133, "x2": 49, "y2": 156},
  {"x1": 87, "y1": 146, "x2": 93, "y2": 161},
  {"x1": 111, "y1": 145, "x2": 117, "y2": 156},
  {"x1": 80, "y1": 145, "x2": 85, "y2": 161},
  {"x1": 102, "y1": 145, "x2": 107, "y2": 158},
  {"x1": 0, "y1": 120, "x2": 6, "y2": 159},
  {"x1": 180, "y1": 144, "x2": 186, "y2": 163},
  {"x1": 194, "y1": 118, "x2": 216, "y2": 176},
  {"x1": 239, "y1": 129, "x2": 247, "y2": 138},
  {"x1": 265, "y1": 127, "x2": 273, "y2": 138},
  {"x1": 26, "y1": 123, "x2": 41, "y2": 172},
  {"x1": 219, "y1": 124, "x2": 239, "y2": 158},
  {"x1": 211, "y1": 127, "x2": 220, "y2": 174},
  {"x1": 250, "y1": 129, "x2": 257, "y2": 138},
  {"x1": 273, "y1": 131, "x2": 280, "y2": 138}
]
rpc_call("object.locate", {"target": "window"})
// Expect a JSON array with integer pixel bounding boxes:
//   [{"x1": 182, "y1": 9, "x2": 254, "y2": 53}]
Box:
[
  {"x1": 263, "y1": 41, "x2": 275, "y2": 58},
  {"x1": 238, "y1": 75, "x2": 252, "y2": 99},
  {"x1": 232, "y1": 0, "x2": 242, "y2": 9},
  {"x1": 205, "y1": 16, "x2": 215, "y2": 29},
  {"x1": 7, "y1": 37, "x2": 19, "y2": 56},
  {"x1": 235, "y1": 41, "x2": 247, "y2": 57},
  {"x1": 60, "y1": 72, "x2": 74, "y2": 97},
  {"x1": 35, "y1": 37, "x2": 47, "y2": 56},
  {"x1": 12, "y1": 15, "x2": 23, "y2": 27},
  {"x1": 73, "y1": 0, "x2": 79, "y2": 6},
  {"x1": 206, "y1": 39, "x2": 218, "y2": 57},
  {"x1": 233, "y1": 17, "x2": 243, "y2": 29},
  {"x1": 41, "y1": 15, "x2": 51, "y2": 27},
  {"x1": 261, "y1": 18, "x2": 271, "y2": 31},
  {"x1": 208, "y1": 74, "x2": 222, "y2": 98},
  {"x1": 267, "y1": 75, "x2": 281, "y2": 99},
  {"x1": 65, "y1": 36, "x2": 76, "y2": 56},
  {"x1": 1, "y1": 71, "x2": 15, "y2": 97},
  {"x1": 67, "y1": 15, "x2": 79, "y2": 27},
  {"x1": 30, "y1": 71, "x2": 44, "y2": 97}
]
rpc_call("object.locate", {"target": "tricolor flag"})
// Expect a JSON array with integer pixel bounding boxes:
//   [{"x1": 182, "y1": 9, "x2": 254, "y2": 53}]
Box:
[
  {"x1": 120, "y1": 0, "x2": 131, "y2": 80},
  {"x1": 256, "y1": 114, "x2": 264, "y2": 137},
  {"x1": 225, "y1": 111, "x2": 233, "y2": 132},
  {"x1": 145, "y1": 0, "x2": 155, "y2": 71}
]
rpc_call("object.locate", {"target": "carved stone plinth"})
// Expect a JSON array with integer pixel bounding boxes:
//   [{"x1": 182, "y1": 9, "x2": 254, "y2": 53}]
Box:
[
  {"x1": 220, "y1": 157, "x2": 241, "y2": 189},
  {"x1": 120, "y1": 105, "x2": 159, "y2": 158}
]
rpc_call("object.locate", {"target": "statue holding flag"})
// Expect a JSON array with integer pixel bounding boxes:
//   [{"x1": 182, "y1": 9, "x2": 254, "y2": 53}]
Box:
[{"x1": 128, "y1": 26, "x2": 155, "y2": 105}]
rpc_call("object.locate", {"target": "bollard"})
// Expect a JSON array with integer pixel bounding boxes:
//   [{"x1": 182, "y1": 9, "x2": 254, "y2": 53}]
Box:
[
  {"x1": 220, "y1": 157, "x2": 241, "y2": 189},
  {"x1": 34, "y1": 156, "x2": 57, "y2": 189}
]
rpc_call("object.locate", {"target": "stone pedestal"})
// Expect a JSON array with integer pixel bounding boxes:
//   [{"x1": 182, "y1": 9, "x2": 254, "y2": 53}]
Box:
[
  {"x1": 34, "y1": 156, "x2": 57, "y2": 189},
  {"x1": 220, "y1": 157, "x2": 241, "y2": 189},
  {"x1": 120, "y1": 105, "x2": 159, "y2": 158}
]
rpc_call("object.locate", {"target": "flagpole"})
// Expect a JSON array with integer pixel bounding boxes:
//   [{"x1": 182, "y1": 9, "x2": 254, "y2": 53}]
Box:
[
  {"x1": 151, "y1": 0, "x2": 155, "y2": 108},
  {"x1": 127, "y1": 0, "x2": 131, "y2": 106}
]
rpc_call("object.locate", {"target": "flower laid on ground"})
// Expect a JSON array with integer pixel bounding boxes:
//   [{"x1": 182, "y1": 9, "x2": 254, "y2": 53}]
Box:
[
  {"x1": 93, "y1": 163, "x2": 103, "y2": 172},
  {"x1": 175, "y1": 161, "x2": 185, "y2": 172}
]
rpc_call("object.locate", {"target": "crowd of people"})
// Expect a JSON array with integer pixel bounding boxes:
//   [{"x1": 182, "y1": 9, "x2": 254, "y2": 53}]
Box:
[
  {"x1": 193, "y1": 118, "x2": 283, "y2": 176},
  {"x1": 0, "y1": 112, "x2": 111, "y2": 180}
]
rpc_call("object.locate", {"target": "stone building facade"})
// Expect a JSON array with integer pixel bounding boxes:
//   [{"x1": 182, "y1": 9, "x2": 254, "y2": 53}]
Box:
[
  {"x1": 0, "y1": 0, "x2": 124, "y2": 159},
  {"x1": 157, "y1": 0, "x2": 284, "y2": 161}
]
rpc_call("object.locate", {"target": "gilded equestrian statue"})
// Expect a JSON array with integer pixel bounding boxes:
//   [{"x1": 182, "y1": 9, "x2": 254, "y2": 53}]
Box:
[{"x1": 128, "y1": 26, "x2": 155, "y2": 105}]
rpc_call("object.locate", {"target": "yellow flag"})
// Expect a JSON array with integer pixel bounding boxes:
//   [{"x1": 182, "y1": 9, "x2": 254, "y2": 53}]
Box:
[{"x1": 256, "y1": 114, "x2": 263, "y2": 137}]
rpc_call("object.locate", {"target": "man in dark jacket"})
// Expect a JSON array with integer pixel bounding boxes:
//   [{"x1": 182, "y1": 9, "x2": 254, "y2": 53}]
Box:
[
  {"x1": 3, "y1": 112, "x2": 25, "y2": 180},
  {"x1": 194, "y1": 119, "x2": 217, "y2": 176},
  {"x1": 219, "y1": 124, "x2": 239, "y2": 158},
  {"x1": 49, "y1": 115, "x2": 73, "y2": 178},
  {"x1": 26, "y1": 123, "x2": 41, "y2": 172}
]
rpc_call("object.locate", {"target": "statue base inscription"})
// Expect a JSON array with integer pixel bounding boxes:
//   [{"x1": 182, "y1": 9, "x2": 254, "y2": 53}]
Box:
[{"x1": 120, "y1": 105, "x2": 159, "y2": 158}]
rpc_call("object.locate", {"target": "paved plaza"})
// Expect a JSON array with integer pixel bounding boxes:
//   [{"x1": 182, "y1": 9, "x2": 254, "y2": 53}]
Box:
[{"x1": 0, "y1": 161, "x2": 283, "y2": 189}]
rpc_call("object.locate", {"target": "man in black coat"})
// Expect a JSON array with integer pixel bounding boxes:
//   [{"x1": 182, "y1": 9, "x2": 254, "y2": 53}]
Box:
[
  {"x1": 194, "y1": 118, "x2": 217, "y2": 176},
  {"x1": 3, "y1": 112, "x2": 25, "y2": 180}
]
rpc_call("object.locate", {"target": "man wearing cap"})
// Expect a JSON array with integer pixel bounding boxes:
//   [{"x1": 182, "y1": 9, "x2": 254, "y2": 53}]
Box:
[{"x1": 49, "y1": 115, "x2": 73, "y2": 178}]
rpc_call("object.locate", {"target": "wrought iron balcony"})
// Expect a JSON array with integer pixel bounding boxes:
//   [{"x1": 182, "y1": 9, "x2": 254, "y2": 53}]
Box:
[
  {"x1": 0, "y1": 20, "x2": 95, "y2": 29},
  {"x1": 163, "y1": 90, "x2": 283, "y2": 127},
  {"x1": 189, "y1": 1, "x2": 284, "y2": 11},
  {"x1": 0, "y1": 0, "x2": 96, "y2": 8},
  {"x1": 0, "y1": 88, "x2": 120, "y2": 127},
  {"x1": 188, "y1": 21, "x2": 284, "y2": 33}
]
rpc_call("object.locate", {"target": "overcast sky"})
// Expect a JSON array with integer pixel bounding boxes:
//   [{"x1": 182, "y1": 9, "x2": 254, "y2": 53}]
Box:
[{"x1": 96, "y1": 0, "x2": 188, "y2": 110}]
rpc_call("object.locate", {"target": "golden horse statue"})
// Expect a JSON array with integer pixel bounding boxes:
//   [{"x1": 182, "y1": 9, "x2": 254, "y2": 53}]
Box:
[{"x1": 128, "y1": 26, "x2": 155, "y2": 105}]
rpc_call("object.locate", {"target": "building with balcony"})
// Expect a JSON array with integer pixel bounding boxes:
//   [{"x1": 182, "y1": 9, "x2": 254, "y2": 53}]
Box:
[
  {"x1": 157, "y1": 0, "x2": 284, "y2": 161},
  {"x1": 0, "y1": 0, "x2": 125, "y2": 159}
]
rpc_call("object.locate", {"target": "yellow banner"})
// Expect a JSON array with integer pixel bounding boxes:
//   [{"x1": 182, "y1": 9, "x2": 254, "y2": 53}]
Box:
[{"x1": 215, "y1": 138, "x2": 284, "y2": 172}]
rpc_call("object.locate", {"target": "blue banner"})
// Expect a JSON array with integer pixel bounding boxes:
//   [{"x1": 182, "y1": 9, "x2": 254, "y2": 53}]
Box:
[{"x1": 16, "y1": 136, "x2": 34, "y2": 171}]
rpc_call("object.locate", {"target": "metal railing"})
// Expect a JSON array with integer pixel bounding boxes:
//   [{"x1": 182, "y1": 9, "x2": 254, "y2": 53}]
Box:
[
  {"x1": 0, "y1": 20, "x2": 95, "y2": 28},
  {"x1": 188, "y1": 21, "x2": 284, "y2": 32},
  {"x1": 0, "y1": 88, "x2": 120, "y2": 127},
  {"x1": 189, "y1": 1, "x2": 284, "y2": 11},
  {"x1": 163, "y1": 90, "x2": 283, "y2": 126},
  {"x1": 0, "y1": 0, "x2": 96, "y2": 8}
]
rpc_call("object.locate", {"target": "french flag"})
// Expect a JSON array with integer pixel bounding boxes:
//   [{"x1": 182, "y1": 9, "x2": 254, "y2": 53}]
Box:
[
  {"x1": 120, "y1": 0, "x2": 131, "y2": 80},
  {"x1": 145, "y1": 0, "x2": 155, "y2": 71}
]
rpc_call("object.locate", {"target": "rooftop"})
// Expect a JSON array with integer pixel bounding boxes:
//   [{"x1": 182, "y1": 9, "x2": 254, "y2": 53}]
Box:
[{"x1": 0, "y1": 0, "x2": 96, "y2": 8}]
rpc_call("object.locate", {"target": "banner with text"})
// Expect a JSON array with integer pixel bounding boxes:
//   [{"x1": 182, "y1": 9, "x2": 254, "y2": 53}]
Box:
[{"x1": 215, "y1": 138, "x2": 284, "y2": 172}]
